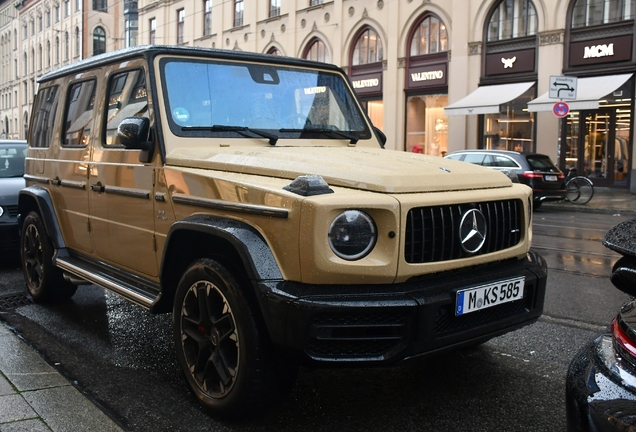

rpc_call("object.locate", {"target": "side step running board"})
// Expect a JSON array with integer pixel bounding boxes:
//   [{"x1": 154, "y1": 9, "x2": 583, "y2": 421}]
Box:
[{"x1": 56, "y1": 256, "x2": 158, "y2": 309}]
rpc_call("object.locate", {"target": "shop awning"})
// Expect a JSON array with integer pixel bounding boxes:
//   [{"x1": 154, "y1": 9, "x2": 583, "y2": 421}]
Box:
[
  {"x1": 527, "y1": 74, "x2": 633, "y2": 112},
  {"x1": 444, "y1": 82, "x2": 535, "y2": 116}
]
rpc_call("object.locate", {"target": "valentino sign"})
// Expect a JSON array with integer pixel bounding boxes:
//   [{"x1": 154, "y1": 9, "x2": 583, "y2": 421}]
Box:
[{"x1": 411, "y1": 70, "x2": 444, "y2": 81}]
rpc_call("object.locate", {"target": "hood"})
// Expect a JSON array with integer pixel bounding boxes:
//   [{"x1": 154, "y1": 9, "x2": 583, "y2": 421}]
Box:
[
  {"x1": 0, "y1": 176, "x2": 25, "y2": 204},
  {"x1": 165, "y1": 146, "x2": 511, "y2": 193}
]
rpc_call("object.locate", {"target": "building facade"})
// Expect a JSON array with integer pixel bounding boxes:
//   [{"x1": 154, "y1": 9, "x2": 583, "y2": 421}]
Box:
[
  {"x1": 0, "y1": 0, "x2": 124, "y2": 139},
  {"x1": 3, "y1": 0, "x2": 636, "y2": 191}
]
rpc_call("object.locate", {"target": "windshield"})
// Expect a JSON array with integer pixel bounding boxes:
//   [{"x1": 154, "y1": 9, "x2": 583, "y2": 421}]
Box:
[
  {"x1": 160, "y1": 58, "x2": 371, "y2": 142},
  {"x1": 0, "y1": 143, "x2": 26, "y2": 178}
]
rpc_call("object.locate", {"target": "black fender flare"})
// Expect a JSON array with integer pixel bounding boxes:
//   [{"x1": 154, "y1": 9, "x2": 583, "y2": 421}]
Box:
[
  {"x1": 18, "y1": 186, "x2": 66, "y2": 250},
  {"x1": 161, "y1": 215, "x2": 283, "y2": 283}
]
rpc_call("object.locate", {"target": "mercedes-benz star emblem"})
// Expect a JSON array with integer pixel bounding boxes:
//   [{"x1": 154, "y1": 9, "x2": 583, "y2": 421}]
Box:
[{"x1": 459, "y1": 209, "x2": 487, "y2": 254}]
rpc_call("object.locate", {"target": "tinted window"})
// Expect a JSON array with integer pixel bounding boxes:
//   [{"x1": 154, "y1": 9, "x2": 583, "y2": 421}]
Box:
[
  {"x1": 0, "y1": 143, "x2": 27, "y2": 178},
  {"x1": 30, "y1": 85, "x2": 59, "y2": 148},
  {"x1": 63, "y1": 80, "x2": 96, "y2": 146},
  {"x1": 492, "y1": 155, "x2": 519, "y2": 168},
  {"x1": 526, "y1": 155, "x2": 560, "y2": 172},
  {"x1": 104, "y1": 69, "x2": 149, "y2": 146},
  {"x1": 445, "y1": 154, "x2": 463, "y2": 161}
]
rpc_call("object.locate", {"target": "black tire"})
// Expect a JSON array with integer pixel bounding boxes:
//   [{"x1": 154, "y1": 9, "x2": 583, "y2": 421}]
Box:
[
  {"x1": 20, "y1": 211, "x2": 77, "y2": 302},
  {"x1": 565, "y1": 179, "x2": 581, "y2": 203},
  {"x1": 571, "y1": 177, "x2": 594, "y2": 204},
  {"x1": 173, "y1": 258, "x2": 297, "y2": 419}
]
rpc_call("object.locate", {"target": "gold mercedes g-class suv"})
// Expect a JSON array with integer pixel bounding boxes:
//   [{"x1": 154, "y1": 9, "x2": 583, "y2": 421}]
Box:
[{"x1": 19, "y1": 46, "x2": 547, "y2": 418}]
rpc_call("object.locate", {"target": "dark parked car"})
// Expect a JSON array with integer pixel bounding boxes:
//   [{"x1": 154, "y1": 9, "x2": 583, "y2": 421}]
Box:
[
  {"x1": 566, "y1": 218, "x2": 636, "y2": 431},
  {"x1": 0, "y1": 139, "x2": 27, "y2": 260},
  {"x1": 445, "y1": 150, "x2": 567, "y2": 208}
]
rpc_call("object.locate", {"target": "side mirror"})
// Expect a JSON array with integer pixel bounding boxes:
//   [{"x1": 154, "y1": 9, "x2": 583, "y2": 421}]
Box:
[
  {"x1": 118, "y1": 117, "x2": 155, "y2": 163},
  {"x1": 373, "y1": 126, "x2": 386, "y2": 148}
]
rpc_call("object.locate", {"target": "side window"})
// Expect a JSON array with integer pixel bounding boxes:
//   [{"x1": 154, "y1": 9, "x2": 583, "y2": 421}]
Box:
[
  {"x1": 104, "y1": 69, "x2": 149, "y2": 146},
  {"x1": 493, "y1": 155, "x2": 519, "y2": 168},
  {"x1": 63, "y1": 79, "x2": 96, "y2": 146},
  {"x1": 463, "y1": 153, "x2": 486, "y2": 165},
  {"x1": 482, "y1": 155, "x2": 495, "y2": 167},
  {"x1": 445, "y1": 154, "x2": 463, "y2": 161},
  {"x1": 29, "y1": 85, "x2": 59, "y2": 148}
]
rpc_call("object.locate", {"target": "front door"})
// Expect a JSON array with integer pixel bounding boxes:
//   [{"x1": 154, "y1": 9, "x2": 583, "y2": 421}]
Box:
[
  {"x1": 88, "y1": 61, "x2": 159, "y2": 278},
  {"x1": 562, "y1": 108, "x2": 630, "y2": 187}
]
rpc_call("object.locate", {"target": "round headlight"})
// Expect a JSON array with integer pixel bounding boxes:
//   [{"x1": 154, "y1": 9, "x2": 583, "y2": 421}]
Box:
[
  {"x1": 328, "y1": 210, "x2": 377, "y2": 260},
  {"x1": 0, "y1": 206, "x2": 4, "y2": 218}
]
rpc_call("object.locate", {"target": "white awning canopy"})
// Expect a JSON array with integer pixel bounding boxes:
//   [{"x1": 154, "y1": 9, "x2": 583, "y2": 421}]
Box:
[
  {"x1": 527, "y1": 74, "x2": 633, "y2": 112},
  {"x1": 444, "y1": 82, "x2": 535, "y2": 116}
]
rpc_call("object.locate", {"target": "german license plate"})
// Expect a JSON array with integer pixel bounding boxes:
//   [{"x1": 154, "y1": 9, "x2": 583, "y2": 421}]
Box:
[
  {"x1": 544, "y1": 175, "x2": 558, "y2": 181},
  {"x1": 455, "y1": 277, "x2": 525, "y2": 316}
]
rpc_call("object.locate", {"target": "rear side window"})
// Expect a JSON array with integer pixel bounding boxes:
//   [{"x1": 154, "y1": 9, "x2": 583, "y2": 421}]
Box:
[
  {"x1": 104, "y1": 69, "x2": 149, "y2": 146},
  {"x1": 63, "y1": 79, "x2": 96, "y2": 146},
  {"x1": 463, "y1": 153, "x2": 487, "y2": 165},
  {"x1": 526, "y1": 155, "x2": 559, "y2": 172},
  {"x1": 29, "y1": 86, "x2": 59, "y2": 148},
  {"x1": 445, "y1": 154, "x2": 463, "y2": 161},
  {"x1": 492, "y1": 155, "x2": 519, "y2": 168}
]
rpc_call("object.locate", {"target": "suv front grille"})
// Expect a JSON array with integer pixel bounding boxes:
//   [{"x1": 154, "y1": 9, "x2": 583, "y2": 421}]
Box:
[{"x1": 405, "y1": 199, "x2": 523, "y2": 263}]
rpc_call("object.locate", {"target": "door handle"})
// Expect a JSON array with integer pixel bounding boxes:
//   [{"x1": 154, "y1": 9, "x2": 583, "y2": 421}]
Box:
[{"x1": 90, "y1": 183, "x2": 105, "y2": 193}]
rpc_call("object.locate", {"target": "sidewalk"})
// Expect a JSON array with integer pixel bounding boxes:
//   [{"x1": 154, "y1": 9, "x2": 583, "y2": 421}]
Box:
[
  {"x1": 0, "y1": 321, "x2": 123, "y2": 432},
  {"x1": 541, "y1": 186, "x2": 636, "y2": 215}
]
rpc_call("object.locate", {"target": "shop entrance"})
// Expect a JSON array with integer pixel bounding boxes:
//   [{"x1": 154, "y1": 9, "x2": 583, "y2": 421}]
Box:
[{"x1": 562, "y1": 108, "x2": 631, "y2": 187}]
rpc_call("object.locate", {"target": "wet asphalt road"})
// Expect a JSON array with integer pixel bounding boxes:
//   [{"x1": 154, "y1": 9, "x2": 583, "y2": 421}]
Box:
[{"x1": 0, "y1": 210, "x2": 632, "y2": 431}]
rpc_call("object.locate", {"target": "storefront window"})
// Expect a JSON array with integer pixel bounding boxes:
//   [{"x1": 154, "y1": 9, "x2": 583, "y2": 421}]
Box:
[
  {"x1": 482, "y1": 86, "x2": 535, "y2": 152},
  {"x1": 562, "y1": 78, "x2": 632, "y2": 186},
  {"x1": 406, "y1": 94, "x2": 448, "y2": 156},
  {"x1": 360, "y1": 100, "x2": 383, "y2": 130}
]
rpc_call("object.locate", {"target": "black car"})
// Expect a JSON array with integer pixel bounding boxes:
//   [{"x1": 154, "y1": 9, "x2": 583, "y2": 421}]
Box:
[
  {"x1": 445, "y1": 150, "x2": 567, "y2": 208},
  {"x1": 566, "y1": 218, "x2": 636, "y2": 431},
  {"x1": 0, "y1": 140, "x2": 27, "y2": 260}
]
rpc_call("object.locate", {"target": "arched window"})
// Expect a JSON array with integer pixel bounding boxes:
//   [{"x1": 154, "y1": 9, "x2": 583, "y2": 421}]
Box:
[
  {"x1": 38, "y1": 44, "x2": 42, "y2": 70},
  {"x1": 303, "y1": 38, "x2": 330, "y2": 63},
  {"x1": 352, "y1": 27, "x2": 383, "y2": 66},
  {"x1": 55, "y1": 37, "x2": 59, "y2": 64},
  {"x1": 572, "y1": 0, "x2": 635, "y2": 28},
  {"x1": 487, "y1": 0, "x2": 537, "y2": 41},
  {"x1": 64, "y1": 31, "x2": 69, "y2": 60},
  {"x1": 46, "y1": 40, "x2": 50, "y2": 66},
  {"x1": 267, "y1": 47, "x2": 281, "y2": 55},
  {"x1": 93, "y1": 27, "x2": 106, "y2": 56},
  {"x1": 410, "y1": 15, "x2": 448, "y2": 56}
]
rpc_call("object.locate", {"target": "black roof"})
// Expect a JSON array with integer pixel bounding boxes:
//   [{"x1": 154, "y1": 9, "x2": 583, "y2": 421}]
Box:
[{"x1": 38, "y1": 45, "x2": 343, "y2": 83}]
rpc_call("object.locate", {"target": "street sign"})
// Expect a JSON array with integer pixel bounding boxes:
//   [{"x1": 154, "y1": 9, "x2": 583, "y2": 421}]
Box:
[
  {"x1": 553, "y1": 101, "x2": 570, "y2": 118},
  {"x1": 549, "y1": 76, "x2": 577, "y2": 100}
]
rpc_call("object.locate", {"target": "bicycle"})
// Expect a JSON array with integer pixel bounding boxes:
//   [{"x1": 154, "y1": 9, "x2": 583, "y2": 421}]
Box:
[{"x1": 564, "y1": 168, "x2": 594, "y2": 204}]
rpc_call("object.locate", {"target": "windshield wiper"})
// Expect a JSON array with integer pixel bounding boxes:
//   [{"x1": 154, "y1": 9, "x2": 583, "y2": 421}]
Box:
[
  {"x1": 279, "y1": 126, "x2": 359, "y2": 144},
  {"x1": 181, "y1": 125, "x2": 278, "y2": 145}
]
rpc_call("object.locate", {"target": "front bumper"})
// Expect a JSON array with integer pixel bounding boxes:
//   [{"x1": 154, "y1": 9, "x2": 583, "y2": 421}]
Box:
[
  {"x1": 254, "y1": 250, "x2": 547, "y2": 365},
  {"x1": 0, "y1": 221, "x2": 20, "y2": 257},
  {"x1": 566, "y1": 334, "x2": 636, "y2": 432}
]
